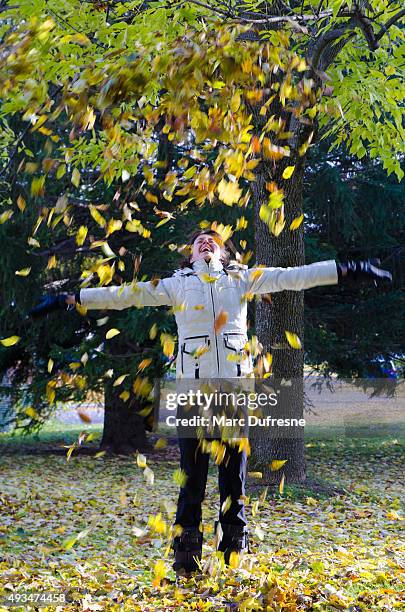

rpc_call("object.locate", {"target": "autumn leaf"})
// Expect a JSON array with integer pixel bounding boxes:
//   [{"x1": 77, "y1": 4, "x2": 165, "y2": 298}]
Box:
[
  {"x1": 161, "y1": 333, "x2": 175, "y2": 357},
  {"x1": 25, "y1": 406, "x2": 39, "y2": 419},
  {"x1": 137, "y1": 453, "x2": 147, "y2": 468},
  {"x1": 200, "y1": 273, "x2": 217, "y2": 283},
  {"x1": 15, "y1": 268, "x2": 31, "y2": 276},
  {"x1": 217, "y1": 178, "x2": 242, "y2": 206},
  {"x1": 0, "y1": 335, "x2": 20, "y2": 347},
  {"x1": 0, "y1": 210, "x2": 13, "y2": 224},
  {"x1": 77, "y1": 409, "x2": 92, "y2": 423},
  {"x1": 154, "y1": 438, "x2": 167, "y2": 450},
  {"x1": 149, "y1": 323, "x2": 158, "y2": 339},
  {"x1": 173, "y1": 469, "x2": 187, "y2": 487},
  {"x1": 113, "y1": 374, "x2": 129, "y2": 386},
  {"x1": 279, "y1": 472, "x2": 285, "y2": 495},
  {"x1": 106, "y1": 328, "x2": 120, "y2": 339},
  {"x1": 282, "y1": 165, "x2": 295, "y2": 179},
  {"x1": 290, "y1": 214, "x2": 304, "y2": 230},
  {"x1": 76, "y1": 226, "x2": 88, "y2": 246},
  {"x1": 285, "y1": 330, "x2": 302, "y2": 349},
  {"x1": 214, "y1": 310, "x2": 228, "y2": 334},
  {"x1": 71, "y1": 168, "x2": 81, "y2": 188},
  {"x1": 270, "y1": 459, "x2": 287, "y2": 471},
  {"x1": 137, "y1": 359, "x2": 152, "y2": 372}
]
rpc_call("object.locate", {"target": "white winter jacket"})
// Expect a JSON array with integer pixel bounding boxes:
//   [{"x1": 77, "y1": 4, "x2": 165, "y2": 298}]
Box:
[{"x1": 78, "y1": 258, "x2": 338, "y2": 379}]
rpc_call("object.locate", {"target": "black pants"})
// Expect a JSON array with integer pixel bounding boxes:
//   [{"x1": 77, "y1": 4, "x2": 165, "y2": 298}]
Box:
[{"x1": 174, "y1": 437, "x2": 248, "y2": 528}]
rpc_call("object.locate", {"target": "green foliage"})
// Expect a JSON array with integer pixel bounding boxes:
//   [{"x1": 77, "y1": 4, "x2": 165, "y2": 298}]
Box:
[{"x1": 303, "y1": 140, "x2": 404, "y2": 378}]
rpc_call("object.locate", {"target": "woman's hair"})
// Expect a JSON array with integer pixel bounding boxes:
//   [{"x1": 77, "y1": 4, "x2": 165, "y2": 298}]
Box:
[{"x1": 178, "y1": 229, "x2": 232, "y2": 269}]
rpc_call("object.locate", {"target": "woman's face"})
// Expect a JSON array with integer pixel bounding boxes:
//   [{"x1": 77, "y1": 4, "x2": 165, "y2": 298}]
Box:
[{"x1": 190, "y1": 233, "x2": 223, "y2": 263}]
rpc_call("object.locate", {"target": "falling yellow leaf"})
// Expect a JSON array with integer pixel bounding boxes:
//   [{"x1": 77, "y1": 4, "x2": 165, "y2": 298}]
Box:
[
  {"x1": 279, "y1": 472, "x2": 285, "y2": 495},
  {"x1": 217, "y1": 178, "x2": 242, "y2": 206},
  {"x1": 17, "y1": 195, "x2": 26, "y2": 211},
  {"x1": 106, "y1": 219, "x2": 122, "y2": 236},
  {"x1": 89, "y1": 205, "x2": 106, "y2": 227},
  {"x1": 154, "y1": 438, "x2": 167, "y2": 450},
  {"x1": 270, "y1": 460, "x2": 287, "y2": 471},
  {"x1": 15, "y1": 268, "x2": 31, "y2": 277},
  {"x1": 106, "y1": 328, "x2": 120, "y2": 340},
  {"x1": 137, "y1": 453, "x2": 147, "y2": 468},
  {"x1": 290, "y1": 214, "x2": 304, "y2": 230},
  {"x1": 214, "y1": 310, "x2": 228, "y2": 334},
  {"x1": 71, "y1": 168, "x2": 80, "y2": 188},
  {"x1": 173, "y1": 469, "x2": 187, "y2": 487},
  {"x1": 249, "y1": 268, "x2": 264, "y2": 283},
  {"x1": 161, "y1": 333, "x2": 175, "y2": 358},
  {"x1": 221, "y1": 495, "x2": 232, "y2": 515},
  {"x1": 25, "y1": 406, "x2": 39, "y2": 419},
  {"x1": 200, "y1": 273, "x2": 217, "y2": 283},
  {"x1": 0, "y1": 210, "x2": 13, "y2": 224},
  {"x1": 47, "y1": 358, "x2": 54, "y2": 373},
  {"x1": 238, "y1": 438, "x2": 251, "y2": 456},
  {"x1": 282, "y1": 165, "x2": 295, "y2": 179},
  {"x1": 137, "y1": 358, "x2": 152, "y2": 372},
  {"x1": 47, "y1": 255, "x2": 57, "y2": 270},
  {"x1": 248, "y1": 471, "x2": 263, "y2": 479},
  {"x1": 0, "y1": 336, "x2": 20, "y2": 347},
  {"x1": 119, "y1": 390, "x2": 130, "y2": 402},
  {"x1": 113, "y1": 374, "x2": 129, "y2": 386},
  {"x1": 76, "y1": 226, "x2": 88, "y2": 246},
  {"x1": 149, "y1": 323, "x2": 158, "y2": 340},
  {"x1": 28, "y1": 237, "x2": 40, "y2": 247},
  {"x1": 145, "y1": 191, "x2": 158, "y2": 204},
  {"x1": 285, "y1": 331, "x2": 302, "y2": 349}
]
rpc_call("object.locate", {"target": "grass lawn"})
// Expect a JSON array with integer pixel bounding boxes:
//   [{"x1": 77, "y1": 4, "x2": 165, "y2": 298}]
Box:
[{"x1": 0, "y1": 422, "x2": 403, "y2": 611}]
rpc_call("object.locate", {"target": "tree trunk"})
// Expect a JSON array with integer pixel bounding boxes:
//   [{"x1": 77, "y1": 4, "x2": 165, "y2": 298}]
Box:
[
  {"x1": 250, "y1": 156, "x2": 307, "y2": 484},
  {"x1": 100, "y1": 383, "x2": 151, "y2": 455},
  {"x1": 99, "y1": 335, "x2": 152, "y2": 455}
]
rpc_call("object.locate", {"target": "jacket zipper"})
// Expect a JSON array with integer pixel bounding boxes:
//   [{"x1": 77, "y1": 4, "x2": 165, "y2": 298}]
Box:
[{"x1": 209, "y1": 280, "x2": 220, "y2": 376}]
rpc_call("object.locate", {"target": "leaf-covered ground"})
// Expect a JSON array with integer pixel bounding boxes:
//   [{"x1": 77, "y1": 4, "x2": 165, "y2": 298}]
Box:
[{"x1": 0, "y1": 427, "x2": 404, "y2": 611}]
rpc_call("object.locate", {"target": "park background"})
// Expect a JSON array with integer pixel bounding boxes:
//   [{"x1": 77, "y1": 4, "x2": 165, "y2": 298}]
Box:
[{"x1": 0, "y1": 2, "x2": 404, "y2": 610}]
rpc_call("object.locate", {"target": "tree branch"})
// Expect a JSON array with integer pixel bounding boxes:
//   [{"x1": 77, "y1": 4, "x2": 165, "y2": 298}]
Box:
[{"x1": 376, "y1": 7, "x2": 405, "y2": 42}]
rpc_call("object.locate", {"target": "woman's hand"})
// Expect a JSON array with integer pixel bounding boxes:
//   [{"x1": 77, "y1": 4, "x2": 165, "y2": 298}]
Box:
[
  {"x1": 28, "y1": 293, "x2": 76, "y2": 318},
  {"x1": 337, "y1": 259, "x2": 392, "y2": 285}
]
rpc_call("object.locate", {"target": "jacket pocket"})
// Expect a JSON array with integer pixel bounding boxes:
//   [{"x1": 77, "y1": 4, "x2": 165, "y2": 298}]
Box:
[
  {"x1": 223, "y1": 333, "x2": 250, "y2": 377},
  {"x1": 181, "y1": 335, "x2": 211, "y2": 379}
]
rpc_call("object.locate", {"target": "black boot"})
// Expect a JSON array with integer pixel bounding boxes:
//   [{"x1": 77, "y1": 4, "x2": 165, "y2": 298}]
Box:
[
  {"x1": 172, "y1": 526, "x2": 203, "y2": 576},
  {"x1": 215, "y1": 521, "x2": 250, "y2": 565}
]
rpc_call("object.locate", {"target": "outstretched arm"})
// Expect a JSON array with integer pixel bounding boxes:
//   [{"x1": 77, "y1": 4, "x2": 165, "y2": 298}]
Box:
[
  {"x1": 29, "y1": 276, "x2": 180, "y2": 317},
  {"x1": 76, "y1": 277, "x2": 179, "y2": 310},
  {"x1": 244, "y1": 258, "x2": 392, "y2": 295},
  {"x1": 245, "y1": 260, "x2": 338, "y2": 295}
]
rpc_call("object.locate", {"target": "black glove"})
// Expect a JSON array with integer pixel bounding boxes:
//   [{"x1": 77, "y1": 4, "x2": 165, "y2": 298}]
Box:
[
  {"x1": 337, "y1": 259, "x2": 392, "y2": 285},
  {"x1": 28, "y1": 293, "x2": 71, "y2": 318}
]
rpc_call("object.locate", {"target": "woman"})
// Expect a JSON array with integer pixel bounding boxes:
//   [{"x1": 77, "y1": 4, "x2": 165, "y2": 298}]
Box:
[{"x1": 30, "y1": 229, "x2": 392, "y2": 575}]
